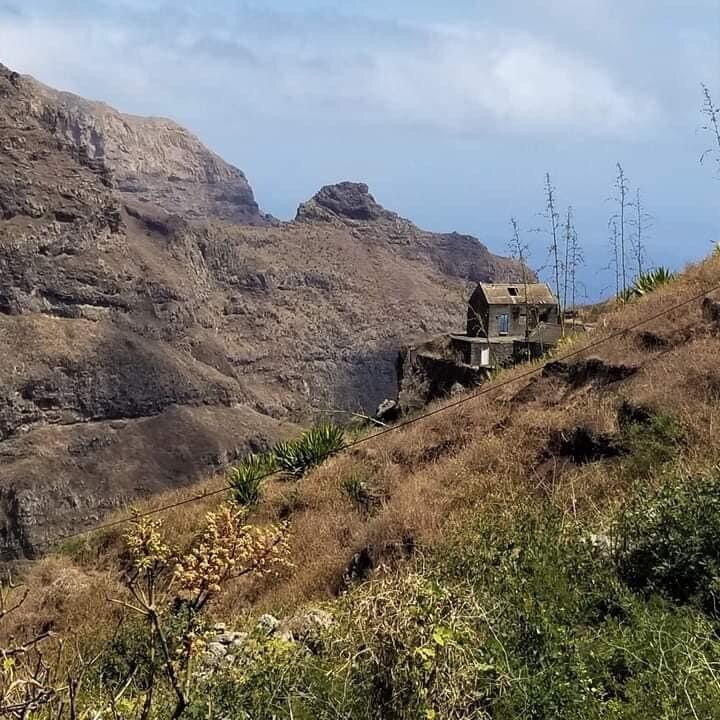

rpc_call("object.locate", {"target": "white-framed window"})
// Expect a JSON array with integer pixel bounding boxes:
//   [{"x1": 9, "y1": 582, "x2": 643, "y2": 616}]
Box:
[{"x1": 498, "y1": 313, "x2": 509, "y2": 335}]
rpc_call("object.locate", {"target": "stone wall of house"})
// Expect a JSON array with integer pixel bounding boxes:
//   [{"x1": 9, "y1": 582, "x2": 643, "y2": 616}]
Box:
[{"x1": 488, "y1": 341, "x2": 515, "y2": 366}]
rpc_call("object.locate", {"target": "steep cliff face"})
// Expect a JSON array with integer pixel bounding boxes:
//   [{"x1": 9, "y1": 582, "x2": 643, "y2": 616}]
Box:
[
  {"x1": 24, "y1": 77, "x2": 267, "y2": 225},
  {"x1": 0, "y1": 64, "x2": 522, "y2": 557}
]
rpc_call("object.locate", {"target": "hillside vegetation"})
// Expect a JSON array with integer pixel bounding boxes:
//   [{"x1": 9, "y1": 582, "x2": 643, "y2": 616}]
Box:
[{"x1": 4, "y1": 251, "x2": 720, "y2": 717}]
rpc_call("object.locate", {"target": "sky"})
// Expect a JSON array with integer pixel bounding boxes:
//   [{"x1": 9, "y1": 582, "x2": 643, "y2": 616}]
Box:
[{"x1": 1, "y1": 1, "x2": 719, "y2": 299}]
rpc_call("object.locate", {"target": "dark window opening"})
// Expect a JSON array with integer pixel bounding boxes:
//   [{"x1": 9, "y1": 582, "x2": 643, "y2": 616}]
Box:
[{"x1": 508, "y1": 287, "x2": 519, "y2": 297}]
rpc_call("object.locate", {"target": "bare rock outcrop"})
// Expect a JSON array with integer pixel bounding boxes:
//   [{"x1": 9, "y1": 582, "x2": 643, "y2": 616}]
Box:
[
  {"x1": 24, "y1": 76, "x2": 267, "y2": 225},
  {"x1": 296, "y1": 182, "x2": 394, "y2": 223}
]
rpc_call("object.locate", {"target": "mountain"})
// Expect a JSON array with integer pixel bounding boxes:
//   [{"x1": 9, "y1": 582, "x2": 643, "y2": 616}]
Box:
[
  {"x1": 0, "y1": 63, "x2": 521, "y2": 558},
  {"x1": 24, "y1": 75, "x2": 267, "y2": 225}
]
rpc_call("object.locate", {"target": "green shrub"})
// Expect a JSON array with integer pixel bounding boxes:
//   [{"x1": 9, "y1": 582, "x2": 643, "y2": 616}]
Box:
[
  {"x1": 619, "y1": 411, "x2": 683, "y2": 480},
  {"x1": 81, "y1": 499, "x2": 720, "y2": 719},
  {"x1": 186, "y1": 634, "x2": 314, "y2": 720},
  {"x1": 328, "y1": 573, "x2": 502, "y2": 720},
  {"x1": 228, "y1": 453, "x2": 277, "y2": 506},
  {"x1": 273, "y1": 423, "x2": 345, "y2": 480},
  {"x1": 615, "y1": 471, "x2": 720, "y2": 614},
  {"x1": 441, "y1": 511, "x2": 720, "y2": 719},
  {"x1": 342, "y1": 472, "x2": 382, "y2": 513}
]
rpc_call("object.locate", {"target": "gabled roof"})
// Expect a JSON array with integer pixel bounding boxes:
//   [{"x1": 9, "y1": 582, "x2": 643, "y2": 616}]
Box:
[{"x1": 476, "y1": 282, "x2": 557, "y2": 306}]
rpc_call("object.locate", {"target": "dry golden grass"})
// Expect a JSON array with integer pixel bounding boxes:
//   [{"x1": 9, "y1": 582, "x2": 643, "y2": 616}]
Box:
[{"x1": 7, "y1": 253, "x2": 720, "y2": 642}]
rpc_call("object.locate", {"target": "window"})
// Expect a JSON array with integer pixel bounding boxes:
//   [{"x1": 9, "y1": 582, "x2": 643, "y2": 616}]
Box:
[
  {"x1": 498, "y1": 313, "x2": 509, "y2": 335},
  {"x1": 508, "y1": 287, "x2": 519, "y2": 297}
]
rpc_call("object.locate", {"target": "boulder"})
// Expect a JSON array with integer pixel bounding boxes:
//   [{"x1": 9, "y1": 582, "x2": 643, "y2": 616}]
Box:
[{"x1": 375, "y1": 398, "x2": 400, "y2": 424}]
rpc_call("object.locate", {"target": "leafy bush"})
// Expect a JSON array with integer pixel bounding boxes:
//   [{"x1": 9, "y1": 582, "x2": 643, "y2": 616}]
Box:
[
  {"x1": 342, "y1": 472, "x2": 382, "y2": 513},
  {"x1": 621, "y1": 267, "x2": 676, "y2": 301},
  {"x1": 186, "y1": 634, "x2": 313, "y2": 720},
  {"x1": 619, "y1": 411, "x2": 683, "y2": 480},
  {"x1": 228, "y1": 453, "x2": 276, "y2": 506},
  {"x1": 175, "y1": 524, "x2": 720, "y2": 719},
  {"x1": 615, "y1": 472, "x2": 720, "y2": 614},
  {"x1": 273, "y1": 423, "x2": 345, "y2": 480},
  {"x1": 441, "y1": 511, "x2": 720, "y2": 719},
  {"x1": 56, "y1": 496, "x2": 720, "y2": 719}
]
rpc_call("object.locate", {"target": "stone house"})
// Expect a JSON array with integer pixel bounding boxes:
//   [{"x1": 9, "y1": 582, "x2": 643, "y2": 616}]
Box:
[
  {"x1": 467, "y1": 282, "x2": 559, "y2": 337},
  {"x1": 454, "y1": 282, "x2": 560, "y2": 366},
  {"x1": 395, "y1": 282, "x2": 567, "y2": 410}
]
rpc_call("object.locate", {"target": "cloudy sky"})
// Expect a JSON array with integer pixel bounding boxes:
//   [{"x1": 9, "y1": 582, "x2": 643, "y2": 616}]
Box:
[{"x1": 1, "y1": 0, "x2": 718, "y2": 297}]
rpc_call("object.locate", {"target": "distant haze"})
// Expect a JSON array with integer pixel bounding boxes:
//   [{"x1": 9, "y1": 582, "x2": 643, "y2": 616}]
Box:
[{"x1": 2, "y1": 0, "x2": 718, "y2": 299}]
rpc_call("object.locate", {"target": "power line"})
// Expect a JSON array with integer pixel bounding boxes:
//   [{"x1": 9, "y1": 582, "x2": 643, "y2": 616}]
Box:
[{"x1": 55, "y1": 281, "x2": 720, "y2": 544}]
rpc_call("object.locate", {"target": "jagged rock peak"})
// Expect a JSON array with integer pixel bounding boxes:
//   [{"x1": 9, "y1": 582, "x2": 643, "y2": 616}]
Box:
[{"x1": 296, "y1": 182, "x2": 396, "y2": 223}]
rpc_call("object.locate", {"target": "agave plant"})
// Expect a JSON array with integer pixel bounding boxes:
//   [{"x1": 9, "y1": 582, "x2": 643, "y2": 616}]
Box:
[
  {"x1": 227, "y1": 452, "x2": 276, "y2": 506},
  {"x1": 273, "y1": 423, "x2": 346, "y2": 480},
  {"x1": 620, "y1": 267, "x2": 676, "y2": 302},
  {"x1": 632, "y1": 267, "x2": 676, "y2": 296}
]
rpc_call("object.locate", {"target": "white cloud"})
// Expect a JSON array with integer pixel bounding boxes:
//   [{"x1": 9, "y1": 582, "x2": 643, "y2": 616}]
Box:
[
  {"x1": 0, "y1": 7, "x2": 659, "y2": 137},
  {"x1": 359, "y1": 30, "x2": 657, "y2": 135}
]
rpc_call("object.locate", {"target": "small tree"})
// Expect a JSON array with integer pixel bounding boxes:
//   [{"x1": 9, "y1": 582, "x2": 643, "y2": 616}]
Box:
[
  {"x1": 629, "y1": 187, "x2": 652, "y2": 278},
  {"x1": 509, "y1": 217, "x2": 531, "y2": 340},
  {"x1": 112, "y1": 507, "x2": 290, "y2": 719},
  {"x1": 609, "y1": 219, "x2": 621, "y2": 300},
  {"x1": 700, "y1": 84, "x2": 720, "y2": 177},
  {"x1": 544, "y1": 173, "x2": 564, "y2": 331},
  {"x1": 562, "y1": 207, "x2": 574, "y2": 317},
  {"x1": 609, "y1": 163, "x2": 631, "y2": 295},
  {"x1": 567, "y1": 212, "x2": 584, "y2": 316}
]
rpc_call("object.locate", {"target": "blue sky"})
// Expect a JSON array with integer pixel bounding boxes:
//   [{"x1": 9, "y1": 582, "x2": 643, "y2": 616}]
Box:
[{"x1": 1, "y1": 1, "x2": 718, "y2": 298}]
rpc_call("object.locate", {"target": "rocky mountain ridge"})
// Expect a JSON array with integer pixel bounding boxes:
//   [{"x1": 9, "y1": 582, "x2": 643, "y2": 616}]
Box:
[
  {"x1": 0, "y1": 63, "x2": 521, "y2": 558},
  {"x1": 24, "y1": 75, "x2": 267, "y2": 225}
]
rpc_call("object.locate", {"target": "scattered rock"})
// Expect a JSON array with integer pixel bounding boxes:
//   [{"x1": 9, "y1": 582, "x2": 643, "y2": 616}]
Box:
[
  {"x1": 636, "y1": 331, "x2": 670, "y2": 351},
  {"x1": 586, "y1": 533, "x2": 613, "y2": 552},
  {"x1": 256, "y1": 614, "x2": 280, "y2": 636},
  {"x1": 702, "y1": 297, "x2": 720, "y2": 326},
  {"x1": 278, "y1": 608, "x2": 333, "y2": 651},
  {"x1": 375, "y1": 398, "x2": 400, "y2": 424}
]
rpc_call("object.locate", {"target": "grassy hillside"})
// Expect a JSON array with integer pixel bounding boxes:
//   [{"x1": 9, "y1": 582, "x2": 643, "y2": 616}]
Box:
[{"x1": 5, "y1": 254, "x2": 720, "y2": 718}]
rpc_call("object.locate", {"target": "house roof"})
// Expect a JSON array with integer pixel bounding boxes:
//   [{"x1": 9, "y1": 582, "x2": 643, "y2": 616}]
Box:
[{"x1": 476, "y1": 282, "x2": 557, "y2": 306}]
